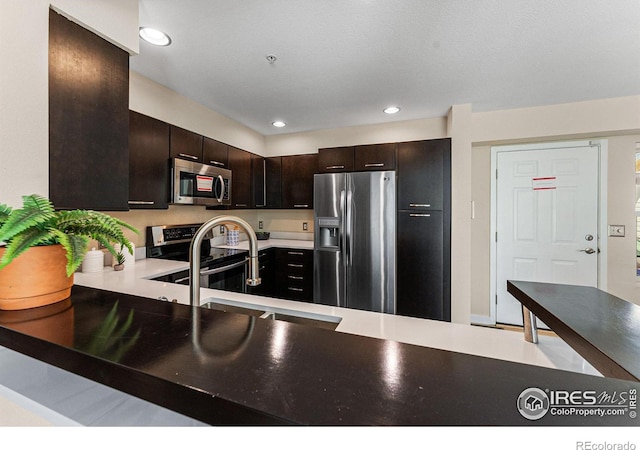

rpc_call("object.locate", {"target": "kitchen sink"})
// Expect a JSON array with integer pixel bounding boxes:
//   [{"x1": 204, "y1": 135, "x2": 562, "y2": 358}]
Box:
[{"x1": 202, "y1": 298, "x2": 341, "y2": 331}]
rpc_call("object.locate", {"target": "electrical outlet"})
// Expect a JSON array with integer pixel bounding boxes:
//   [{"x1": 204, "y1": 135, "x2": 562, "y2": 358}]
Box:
[
  {"x1": 219, "y1": 225, "x2": 225, "y2": 234},
  {"x1": 608, "y1": 225, "x2": 625, "y2": 237},
  {"x1": 258, "y1": 221, "x2": 263, "y2": 229},
  {"x1": 303, "y1": 222, "x2": 308, "y2": 231}
]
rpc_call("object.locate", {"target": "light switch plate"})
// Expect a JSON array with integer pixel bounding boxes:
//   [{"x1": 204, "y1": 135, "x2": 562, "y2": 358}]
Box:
[
  {"x1": 608, "y1": 225, "x2": 625, "y2": 237},
  {"x1": 303, "y1": 222, "x2": 308, "y2": 231},
  {"x1": 258, "y1": 221, "x2": 263, "y2": 229}
]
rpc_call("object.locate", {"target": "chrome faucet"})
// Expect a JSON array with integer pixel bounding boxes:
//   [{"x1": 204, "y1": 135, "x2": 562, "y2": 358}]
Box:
[{"x1": 189, "y1": 215, "x2": 261, "y2": 306}]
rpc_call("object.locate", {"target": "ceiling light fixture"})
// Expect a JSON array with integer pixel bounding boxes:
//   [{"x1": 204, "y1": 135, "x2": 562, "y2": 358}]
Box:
[
  {"x1": 139, "y1": 27, "x2": 172, "y2": 46},
  {"x1": 272, "y1": 121, "x2": 286, "y2": 128},
  {"x1": 383, "y1": 106, "x2": 400, "y2": 115}
]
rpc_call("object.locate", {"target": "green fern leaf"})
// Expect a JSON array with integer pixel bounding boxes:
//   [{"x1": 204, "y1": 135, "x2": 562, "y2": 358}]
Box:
[
  {"x1": 0, "y1": 204, "x2": 12, "y2": 228},
  {"x1": 0, "y1": 195, "x2": 54, "y2": 244},
  {"x1": 0, "y1": 228, "x2": 57, "y2": 269},
  {"x1": 51, "y1": 230, "x2": 89, "y2": 276}
]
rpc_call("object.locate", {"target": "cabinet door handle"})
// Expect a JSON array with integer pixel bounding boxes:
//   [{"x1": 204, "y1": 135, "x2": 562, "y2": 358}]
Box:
[
  {"x1": 209, "y1": 160, "x2": 225, "y2": 167},
  {"x1": 409, "y1": 203, "x2": 431, "y2": 208},
  {"x1": 287, "y1": 251, "x2": 304, "y2": 256},
  {"x1": 364, "y1": 163, "x2": 385, "y2": 167},
  {"x1": 288, "y1": 263, "x2": 304, "y2": 268},
  {"x1": 128, "y1": 200, "x2": 155, "y2": 205},
  {"x1": 288, "y1": 287, "x2": 304, "y2": 292},
  {"x1": 409, "y1": 214, "x2": 431, "y2": 217},
  {"x1": 288, "y1": 275, "x2": 304, "y2": 280},
  {"x1": 235, "y1": 204, "x2": 247, "y2": 207},
  {"x1": 326, "y1": 165, "x2": 345, "y2": 170},
  {"x1": 294, "y1": 204, "x2": 309, "y2": 208},
  {"x1": 179, "y1": 153, "x2": 198, "y2": 160}
]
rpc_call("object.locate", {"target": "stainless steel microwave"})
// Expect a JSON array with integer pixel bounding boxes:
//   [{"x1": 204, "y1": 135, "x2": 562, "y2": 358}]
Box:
[{"x1": 171, "y1": 158, "x2": 232, "y2": 206}]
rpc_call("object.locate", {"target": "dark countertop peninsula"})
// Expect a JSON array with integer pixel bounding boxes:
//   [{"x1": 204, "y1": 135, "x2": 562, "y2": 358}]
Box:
[
  {"x1": 508, "y1": 280, "x2": 640, "y2": 382},
  {"x1": 0, "y1": 285, "x2": 639, "y2": 426}
]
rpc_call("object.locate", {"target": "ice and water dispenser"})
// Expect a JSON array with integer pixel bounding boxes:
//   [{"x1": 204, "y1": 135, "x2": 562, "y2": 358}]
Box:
[{"x1": 316, "y1": 217, "x2": 340, "y2": 249}]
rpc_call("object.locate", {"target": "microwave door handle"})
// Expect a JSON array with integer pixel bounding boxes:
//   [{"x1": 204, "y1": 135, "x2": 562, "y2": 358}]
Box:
[{"x1": 216, "y1": 174, "x2": 225, "y2": 203}]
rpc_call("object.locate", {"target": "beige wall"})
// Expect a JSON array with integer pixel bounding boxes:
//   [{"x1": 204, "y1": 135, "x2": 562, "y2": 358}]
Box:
[{"x1": 130, "y1": 72, "x2": 266, "y2": 155}]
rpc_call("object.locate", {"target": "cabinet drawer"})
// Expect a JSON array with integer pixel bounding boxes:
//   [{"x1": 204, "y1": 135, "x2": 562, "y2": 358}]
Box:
[{"x1": 355, "y1": 143, "x2": 396, "y2": 171}]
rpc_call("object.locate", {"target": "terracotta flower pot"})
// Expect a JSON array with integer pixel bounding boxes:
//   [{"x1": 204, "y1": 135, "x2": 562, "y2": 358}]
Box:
[{"x1": 0, "y1": 244, "x2": 74, "y2": 310}]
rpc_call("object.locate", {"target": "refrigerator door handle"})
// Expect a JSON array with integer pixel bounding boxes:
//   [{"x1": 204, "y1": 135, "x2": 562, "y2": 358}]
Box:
[
  {"x1": 340, "y1": 189, "x2": 347, "y2": 267},
  {"x1": 346, "y1": 189, "x2": 354, "y2": 266}
]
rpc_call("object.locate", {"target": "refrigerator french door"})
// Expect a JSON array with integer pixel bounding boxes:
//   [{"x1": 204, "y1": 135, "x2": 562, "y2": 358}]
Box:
[{"x1": 313, "y1": 171, "x2": 396, "y2": 314}]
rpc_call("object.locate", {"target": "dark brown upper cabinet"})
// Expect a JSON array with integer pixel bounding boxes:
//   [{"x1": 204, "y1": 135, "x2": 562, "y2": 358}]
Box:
[
  {"x1": 49, "y1": 9, "x2": 129, "y2": 211},
  {"x1": 170, "y1": 125, "x2": 203, "y2": 162},
  {"x1": 202, "y1": 138, "x2": 228, "y2": 168},
  {"x1": 355, "y1": 143, "x2": 397, "y2": 171},
  {"x1": 227, "y1": 146, "x2": 252, "y2": 209},
  {"x1": 318, "y1": 147, "x2": 355, "y2": 173},
  {"x1": 252, "y1": 154, "x2": 266, "y2": 208},
  {"x1": 397, "y1": 139, "x2": 451, "y2": 211},
  {"x1": 265, "y1": 157, "x2": 283, "y2": 209},
  {"x1": 281, "y1": 154, "x2": 318, "y2": 209},
  {"x1": 128, "y1": 111, "x2": 170, "y2": 209}
]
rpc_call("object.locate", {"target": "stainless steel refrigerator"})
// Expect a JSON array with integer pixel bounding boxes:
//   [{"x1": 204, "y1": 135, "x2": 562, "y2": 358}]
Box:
[{"x1": 313, "y1": 171, "x2": 396, "y2": 314}]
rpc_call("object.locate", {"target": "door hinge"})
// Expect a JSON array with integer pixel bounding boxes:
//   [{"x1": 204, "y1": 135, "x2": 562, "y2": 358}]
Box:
[
  {"x1": 495, "y1": 169, "x2": 498, "y2": 179},
  {"x1": 495, "y1": 232, "x2": 498, "y2": 242}
]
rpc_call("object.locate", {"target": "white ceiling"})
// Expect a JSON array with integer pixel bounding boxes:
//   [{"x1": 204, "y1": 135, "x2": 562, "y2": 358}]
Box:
[{"x1": 131, "y1": 0, "x2": 640, "y2": 136}]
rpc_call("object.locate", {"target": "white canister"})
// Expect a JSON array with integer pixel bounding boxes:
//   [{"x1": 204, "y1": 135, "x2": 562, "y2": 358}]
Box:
[
  {"x1": 226, "y1": 229, "x2": 239, "y2": 246},
  {"x1": 82, "y1": 248, "x2": 104, "y2": 273}
]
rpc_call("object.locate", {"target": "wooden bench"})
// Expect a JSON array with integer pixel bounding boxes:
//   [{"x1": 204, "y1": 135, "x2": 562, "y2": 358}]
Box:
[{"x1": 507, "y1": 280, "x2": 640, "y2": 382}]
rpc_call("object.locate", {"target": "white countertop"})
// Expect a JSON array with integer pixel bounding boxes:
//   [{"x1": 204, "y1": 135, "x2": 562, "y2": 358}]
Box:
[{"x1": 74, "y1": 238, "x2": 600, "y2": 377}]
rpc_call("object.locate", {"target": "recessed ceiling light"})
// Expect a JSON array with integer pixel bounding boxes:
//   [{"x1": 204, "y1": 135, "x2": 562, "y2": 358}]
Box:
[
  {"x1": 139, "y1": 27, "x2": 172, "y2": 46},
  {"x1": 383, "y1": 106, "x2": 400, "y2": 115},
  {"x1": 272, "y1": 121, "x2": 286, "y2": 128}
]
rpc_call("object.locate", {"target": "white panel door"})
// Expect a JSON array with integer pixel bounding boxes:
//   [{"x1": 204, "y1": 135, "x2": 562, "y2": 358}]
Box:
[{"x1": 496, "y1": 145, "x2": 599, "y2": 326}]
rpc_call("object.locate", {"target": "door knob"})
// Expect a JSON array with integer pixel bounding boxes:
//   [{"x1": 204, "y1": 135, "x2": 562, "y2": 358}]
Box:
[{"x1": 579, "y1": 247, "x2": 596, "y2": 254}]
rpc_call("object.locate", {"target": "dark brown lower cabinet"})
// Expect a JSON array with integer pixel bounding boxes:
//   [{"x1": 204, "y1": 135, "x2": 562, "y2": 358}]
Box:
[
  {"x1": 275, "y1": 248, "x2": 313, "y2": 302},
  {"x1": 396, "y1": 210, "x2": 450, "y2": 321}
]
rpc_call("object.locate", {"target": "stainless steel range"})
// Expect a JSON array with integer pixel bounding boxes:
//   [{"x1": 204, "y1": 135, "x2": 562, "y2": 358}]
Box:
[{"x1": 146, "y1": 224, "x2": 249, "y2": 293}]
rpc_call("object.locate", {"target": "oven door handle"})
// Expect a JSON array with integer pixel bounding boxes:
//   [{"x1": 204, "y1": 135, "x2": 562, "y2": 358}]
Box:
[{"x1": 199, "y1": 258, "x2": 248, "y2": 276}]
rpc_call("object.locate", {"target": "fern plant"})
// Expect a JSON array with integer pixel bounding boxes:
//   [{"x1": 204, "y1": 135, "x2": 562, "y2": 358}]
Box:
[{"x1": 0, "y1": 194, "x2": 137, "y2": 276}]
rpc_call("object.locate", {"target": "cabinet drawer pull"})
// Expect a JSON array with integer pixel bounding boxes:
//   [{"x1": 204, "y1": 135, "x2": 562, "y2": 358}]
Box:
[
  {"x1": 294, "y1": 204, "x2": 309, "y2": 208},
  {"x1": 209, "y1": 160, "x2": 225, "y2": 167},
  {"x1": 179, "y1": 153, "x2": 198, "y2": 160},
  {"x1": 287, "y1": 263, "x2": 304, "y2": 268},
  {"x1": 326, "y1": 165, "x2": 345, "y2": 170},
  {"x1": 287, "y1": 251, "x2": 304, "y2": 256},
  {"x1": 288, "y1": 275, "x2": 304, "y2": 280},
  {"x1": 409, "y1": 214, "x2": 431, "y2": 217},
  {"x1": 128, "y1": 200, "x2": 155, "y2": 205},
  {"x1": 288, "y1": 287, "x2": 304, "y2": 292},
  {"x1": 235, "y1": 204, "x2": 247, "y2": 207},
  {"x1": 409, "y1": 203, "x2": 431, "y2": 208},
  {"x1": 364, "y1": 163, "x2": 385, "y2": 167}
]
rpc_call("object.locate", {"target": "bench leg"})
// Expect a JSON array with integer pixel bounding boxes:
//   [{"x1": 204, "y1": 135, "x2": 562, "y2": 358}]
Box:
[{"x1": 522, "y1": 305, "x2": 539, "y2": 344}]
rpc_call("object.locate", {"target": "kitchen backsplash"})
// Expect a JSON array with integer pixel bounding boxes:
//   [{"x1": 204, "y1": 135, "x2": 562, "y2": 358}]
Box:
[{"x1": 106, "y1": 206, "x2": 314, "y2": 248}]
